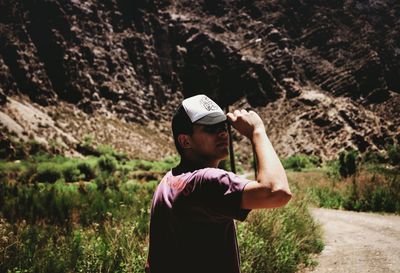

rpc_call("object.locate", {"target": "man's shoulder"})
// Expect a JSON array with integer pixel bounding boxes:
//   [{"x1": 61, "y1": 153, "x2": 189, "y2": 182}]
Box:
[
  {"x1": 202, "y1": 167, "x2": 228, "y2": 174},
  {"x1": 166, "y1": 167, "x2": 232, "y2": 186},
  {"x1": 196, "y1": 167, "x2": 231, "y2": 181}
]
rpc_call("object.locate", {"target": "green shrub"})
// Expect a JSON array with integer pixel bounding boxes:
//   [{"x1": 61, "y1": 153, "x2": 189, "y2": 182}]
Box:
[
  {"x1": 82, "y1": 134, "x2": 94, "y2": 147},
  {"x1": 18, "y1": 162, "x2": 37, "y2": 184},
  {"x1": 96, "y1": 145, "x2": 128, "y2": 161},
  {"x1": 308, "y1": 187, "x2": 344, "y2": 209},
  {"x1": 94, "y1": 172, "x2": 119, "y2": 192},
  {"x1": 27, "y1": 139, "x2": 47, "y2": 156},
  {"x1": 282, "y1": 155, "x2": 319, "y2": 171},
  {"x1": 362, "y1": 149, "x2": 386, "y2": 164},
  {"x1": 0, "y1": 144, "x2": 9, "y2": 160},
  {"x1": 14, "y1": 141, "x2": 27, "y2": 160},
  {"x1": 238, "y1": 197, "x2": 323, "y2": 273},
  {"x1": 339, "y1": 150, "x2": 358, "y2": 177},
  {"x1": 324, "y1": 159, "x2": 340, "y2": 180},
  {"x1": 124, "y1": 156, "x2": 179, "y2": 173},
  {"x1": 343, "y1": 171, "x2": 400, "y2": 213},
  {"x1": 61, "y1": 162, "x2": 83, "y2": 182},
  {"x1": 387, "y1": 144, "x2": 400, "y2": 166},
  {"x1": 34, "y1": 163, "x2": 63, "y2": 183},
  {"x1": 77, "y1": 161, "x2": 96, "y2": 180},
  {"x1": 98, "y1": 155, "x2": 118, "y2": 173}
]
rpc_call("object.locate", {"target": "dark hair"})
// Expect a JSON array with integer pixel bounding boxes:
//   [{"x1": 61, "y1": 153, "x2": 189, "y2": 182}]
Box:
[{"x1": 172, "y1": 105, "x2": 193, "y2": 156}]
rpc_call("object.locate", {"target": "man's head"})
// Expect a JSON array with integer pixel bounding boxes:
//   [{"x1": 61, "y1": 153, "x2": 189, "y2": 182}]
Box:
[{"x1": 172, "y1": 95, "x2": 229, "y2": 161}]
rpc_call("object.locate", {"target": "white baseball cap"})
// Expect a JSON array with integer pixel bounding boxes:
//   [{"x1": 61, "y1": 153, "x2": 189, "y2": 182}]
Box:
[{"x1": 182, "y1": 94, "x2": 227, "y2": 125}]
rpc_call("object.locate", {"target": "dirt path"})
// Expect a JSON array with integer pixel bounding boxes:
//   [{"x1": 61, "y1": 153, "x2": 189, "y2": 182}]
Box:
[{"x1": 304, "y1": 208, "x2": 400, "y2": 273}]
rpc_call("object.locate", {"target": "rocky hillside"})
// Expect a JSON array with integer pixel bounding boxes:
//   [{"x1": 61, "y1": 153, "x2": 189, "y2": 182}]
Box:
[{"x1": 0, "y1": 0, "x2": 399, "y2": 161}]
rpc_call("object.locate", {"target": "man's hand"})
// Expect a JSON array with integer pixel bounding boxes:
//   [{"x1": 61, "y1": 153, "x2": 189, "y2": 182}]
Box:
[{"x1": 226, "y1": 109, "x2": 265, "y2": 139}]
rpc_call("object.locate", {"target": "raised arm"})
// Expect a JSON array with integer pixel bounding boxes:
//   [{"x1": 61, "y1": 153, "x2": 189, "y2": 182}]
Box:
[{"x1": 227, "y1": 109, "x2": 292, "y2": 209}]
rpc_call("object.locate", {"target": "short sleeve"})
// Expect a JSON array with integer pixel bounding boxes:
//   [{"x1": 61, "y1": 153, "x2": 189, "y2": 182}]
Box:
[{"x1": 199, "y1": 168, "x2": 252, "y2": 222}]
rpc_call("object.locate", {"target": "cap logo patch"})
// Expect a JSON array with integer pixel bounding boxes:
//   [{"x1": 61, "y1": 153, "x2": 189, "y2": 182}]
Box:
[{"x1": 200, "y1": 96, "x2": 219, "y2": 111}]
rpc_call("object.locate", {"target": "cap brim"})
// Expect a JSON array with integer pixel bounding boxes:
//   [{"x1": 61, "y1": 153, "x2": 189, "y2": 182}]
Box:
[{"x1": 195, "y1": 112, "x2": 227, "y2": 125}]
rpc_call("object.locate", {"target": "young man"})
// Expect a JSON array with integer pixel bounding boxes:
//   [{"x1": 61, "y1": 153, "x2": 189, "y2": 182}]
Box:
[{"x1": 146, "y1": 94, "x2": 292, "y2": 273}]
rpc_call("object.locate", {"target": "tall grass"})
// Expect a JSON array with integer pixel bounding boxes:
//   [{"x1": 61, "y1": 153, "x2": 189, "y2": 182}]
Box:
[
  {"x1": 238, "y1": 196, "x2": 324, "y2": 273},
  {"x1": 0, "y1": 179, "x2": 156, "y2": 273},
  {"x1": 290, "y1": 160, "x2": 400, "y2": 213},
  {"x1": 0, "y1": 145, "x2": 323, "y2": 273},
  {"x1": 343, "y1": 170, "x2": 400, "y2": 212},
  {"x1": 0, "y1": 192, "x2": 322, "y2": 273},
  {"x1": 0, "y1": 218, "x2": 149, "y2": 273},
  {"x1": 308, "y1": 170, "x2": 400, "y2": 213}
]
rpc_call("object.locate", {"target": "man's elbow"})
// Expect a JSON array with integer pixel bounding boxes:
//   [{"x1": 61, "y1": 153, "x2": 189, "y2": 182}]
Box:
[{"x1": 272, "y1": 189, "x2": 292, "y2": 207}]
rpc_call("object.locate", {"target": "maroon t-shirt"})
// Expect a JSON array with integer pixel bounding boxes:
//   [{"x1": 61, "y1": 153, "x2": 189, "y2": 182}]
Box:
[{"x1": 146, "y1": 168, "x2": 252, "y2": 273}]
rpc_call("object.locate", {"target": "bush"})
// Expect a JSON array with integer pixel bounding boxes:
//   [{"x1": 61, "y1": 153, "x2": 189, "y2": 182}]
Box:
[
  {"x1": 98, "y1": 155, "x2": 118, "y2": 173},
  {"x1": 387, "y1": 144, "x2": 400, "y2": 166},
  {"x1": 238, "y1": 197, "x2": 323, "y2": 273},
  {"x1": 124, "y1": 156, "x2": 179, "y2": 173},
  {"x1": 308, "y1": 187, "x2": 344, "y2": 209},
  {"x1": 324, "y1": 159, "x2": 340, "y2": 180},
  {"x1": 343, "y1": 171, "x2": 400, "y2": 213},
  {"x1": 362, "y1": 149, "x2": 386, "y2": 164},
  {"x1": 27, "y1": 139, "x2": 47, "y2": 156},
  {"x1": 339, "y1": 150, "x2": 358, "y2": 177},
  {"x1": 61, "y1": 163, "x2": 82, "y2": 182},
  {"x1": 96, "y1": 145, "x2": 128, "y2": 161},
  {"x1": 77, "y1": 161, "x2": 96, "y2": 180},
  {"x1": 34, "y1": 163, "x2": 63, "y2": 183},
  {"x1": 282, "y1": 155, "x2": 319, "y2": 171}
]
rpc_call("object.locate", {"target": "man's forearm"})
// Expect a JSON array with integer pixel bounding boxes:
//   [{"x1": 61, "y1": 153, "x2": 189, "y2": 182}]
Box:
[{"x1": 251, "y1": 128, "x2": 291, "y2": 194}]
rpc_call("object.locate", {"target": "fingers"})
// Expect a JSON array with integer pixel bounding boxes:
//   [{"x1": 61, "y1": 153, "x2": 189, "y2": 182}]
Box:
[
  {"x1": 226, "y1": 112, "x2": 237, "y2": 122},
  {"x1": 228, "y1": 109, "x2": 263, "y2": 126},
  {"x1": 228, "y1": 109, "x2": 251, "y2": 126},
  {"x1": 231, "y1": 109, "x2": 248, "y2": 117}
]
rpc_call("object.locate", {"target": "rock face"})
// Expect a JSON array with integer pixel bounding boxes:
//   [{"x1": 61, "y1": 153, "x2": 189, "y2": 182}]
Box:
[{"x1": 0, "y1": 0, "x2": 399, "y2": 159}]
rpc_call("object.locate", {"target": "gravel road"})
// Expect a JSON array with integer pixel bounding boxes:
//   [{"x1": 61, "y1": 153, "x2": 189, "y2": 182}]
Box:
[{"x1": 304, "y1": 208, "x2": 400, "y2": 273}]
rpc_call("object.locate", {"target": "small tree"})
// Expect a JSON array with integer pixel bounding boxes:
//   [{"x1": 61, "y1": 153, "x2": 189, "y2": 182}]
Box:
[
  {"x1": 387, "y1": 144, "x2": 400, "y2": 166},
  {"x1": 339, "y1": 150, "x2": 358, "y2": 177},
  {"x1": 98, "y1": 155, "x2": 118, "y2": 173}
]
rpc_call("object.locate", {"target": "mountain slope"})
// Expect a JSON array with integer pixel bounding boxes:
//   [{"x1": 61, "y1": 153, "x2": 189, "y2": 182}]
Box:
[{"x1": 0, "y1": 0, "x2": 399, "y2": 160}]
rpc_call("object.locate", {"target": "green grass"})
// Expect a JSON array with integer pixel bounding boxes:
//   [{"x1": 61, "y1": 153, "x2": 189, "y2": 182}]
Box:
[
  {"x1": 5, "y1": 131, "x2": 398, "y2": 271},
  {"x1": 281, "y1": 155, "x2": 320, "y2": 172},
  {"x1": 0, "y1": 148, "x2": 323, "y2": 273},
  {"x1": 2, "y1": 144, "x2": 398, "y2": 272},
  {"x1": 238, "y1": 196, "x2": 324, "y2": 273},
  {"x1": 287, "y1": 161, "x2": 400, "y2": 214},
  {"x1": 0, "y1": 218, "x2": 149, "y2": 273},
  {"x1": 0, "y1": 178, "x2": 156, "y2": 273},
  {"x1": 0, "y1": 176, "x2": 323, "y2": 273}
]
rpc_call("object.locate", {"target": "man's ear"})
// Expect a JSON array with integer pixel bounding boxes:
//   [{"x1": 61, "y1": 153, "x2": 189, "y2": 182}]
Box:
[{"x1": 178, "y1": 134, "x2": 192, "y2": 149}]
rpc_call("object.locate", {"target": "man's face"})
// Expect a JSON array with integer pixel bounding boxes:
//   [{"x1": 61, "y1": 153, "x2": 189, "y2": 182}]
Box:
[{"x1": 188, "y1": 121, "x2": 229, "y2": 161}]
